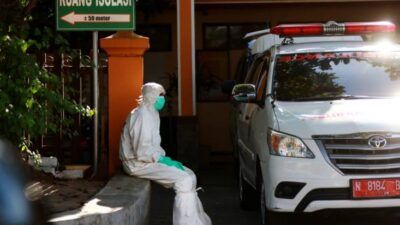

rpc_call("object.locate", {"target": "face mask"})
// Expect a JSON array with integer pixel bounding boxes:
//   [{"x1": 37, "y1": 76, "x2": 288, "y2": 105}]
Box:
[{"x1": 154, "y1": 96, "x2": 166, "y2": 111}]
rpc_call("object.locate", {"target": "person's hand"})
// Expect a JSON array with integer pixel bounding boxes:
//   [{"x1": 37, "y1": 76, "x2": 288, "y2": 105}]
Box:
[
  {"x1": 171, "y1": 160, "x2": 185, "y2": 171},
  {"x1": 158, "y1": 156, "x2": 185, "y2": 171}
]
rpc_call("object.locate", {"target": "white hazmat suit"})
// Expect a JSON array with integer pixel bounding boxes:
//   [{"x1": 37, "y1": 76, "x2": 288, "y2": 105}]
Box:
[{"x1": 120, "y1": 82, "x2": 212, "y2": 225}]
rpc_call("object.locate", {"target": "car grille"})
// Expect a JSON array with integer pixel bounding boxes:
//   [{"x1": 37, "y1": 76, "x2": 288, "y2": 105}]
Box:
[{"x1": 314, "y1": 133, "x2": 400, "y2": 175}]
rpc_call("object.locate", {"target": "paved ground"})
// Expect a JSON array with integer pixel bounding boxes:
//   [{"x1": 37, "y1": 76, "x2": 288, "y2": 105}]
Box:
[{"x1": 150, "y1": 164, "x2": 400, "y2": 225}]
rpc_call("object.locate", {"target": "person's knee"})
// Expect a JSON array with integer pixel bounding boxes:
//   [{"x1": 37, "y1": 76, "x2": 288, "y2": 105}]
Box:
[
  {"x1": 122, "y1": 163, "x2": 134, "y2": 176},
  {"x1": 174, "y1": 172, "x2": 196, "y2": 192}
]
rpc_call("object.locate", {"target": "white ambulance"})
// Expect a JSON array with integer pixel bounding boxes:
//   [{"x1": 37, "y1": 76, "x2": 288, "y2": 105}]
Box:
[{"x1": 232, "y1": 21, "x2": 400, "y2": 225}]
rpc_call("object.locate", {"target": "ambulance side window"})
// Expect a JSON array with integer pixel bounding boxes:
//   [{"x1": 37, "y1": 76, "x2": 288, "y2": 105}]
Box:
[
  {"x1": 244, "y1": 57, "x2": 264, "y2": 85},
  {"x1": 255, "y1": 53, "x2": 270, "y2": 104}
]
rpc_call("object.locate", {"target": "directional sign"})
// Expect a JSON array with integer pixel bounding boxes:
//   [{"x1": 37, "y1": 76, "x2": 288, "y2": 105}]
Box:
[{"x1": 57, "y1": 0, "x2": 135, "y2": 31}]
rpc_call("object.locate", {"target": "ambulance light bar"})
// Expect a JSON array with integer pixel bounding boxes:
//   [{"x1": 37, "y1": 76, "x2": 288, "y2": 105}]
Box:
[{"x1": 270, "y1": 21, "x2": 396, "y2": 37}]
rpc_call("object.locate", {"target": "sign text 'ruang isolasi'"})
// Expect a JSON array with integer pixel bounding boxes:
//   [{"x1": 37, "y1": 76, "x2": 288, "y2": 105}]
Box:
[
  {"x1": 57, "y1": 0, "x2": 135, "y2": 31},
  {"x1": 59, "y1": 0, "x2": 133, "y2": 7}
]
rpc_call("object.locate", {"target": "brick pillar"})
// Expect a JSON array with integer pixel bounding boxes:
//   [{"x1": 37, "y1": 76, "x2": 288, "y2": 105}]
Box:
[{"x1": 100, "y1": 31, "x2": 149, "y2": 176}]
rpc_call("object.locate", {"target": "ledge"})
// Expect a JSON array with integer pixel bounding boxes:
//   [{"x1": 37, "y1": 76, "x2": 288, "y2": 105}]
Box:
[
  {"x1": 48, "y1": 173, "x2": 151, "y2": 225},
  {"x1": 100, "y1": 32, "x2": 149, "y2": 57}
]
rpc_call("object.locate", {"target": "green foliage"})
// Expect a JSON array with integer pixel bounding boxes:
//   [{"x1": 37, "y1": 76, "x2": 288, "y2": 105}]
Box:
[
  {"x1": 0, "y1": 0, "x2": 94, "y2": 155},
  {"x1": 0, "y1": 0, "x2": 171, "y2": 157}
]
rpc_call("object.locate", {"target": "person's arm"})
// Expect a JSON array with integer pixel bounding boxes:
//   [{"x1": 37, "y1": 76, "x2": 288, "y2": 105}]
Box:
[
  {"x1": 153, "y1": 122, "x2": 166, "y2": 157},
  {"x1": 129, "y1": 113, "x2": 163, "y2": 163},
  {"x1": 151, "y1": 120, "x2": 184, "y2": 170}
]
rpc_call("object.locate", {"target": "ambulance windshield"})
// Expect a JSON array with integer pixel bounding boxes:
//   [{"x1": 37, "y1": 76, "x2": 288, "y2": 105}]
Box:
[{"x1": 274, "y1": 52, "x2": 400, "y2": 101}]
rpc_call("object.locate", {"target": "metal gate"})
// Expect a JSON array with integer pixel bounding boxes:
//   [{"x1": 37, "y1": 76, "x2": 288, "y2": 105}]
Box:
[{"x1": 35, "y1": 50, "x2": 108, "y2": 166}]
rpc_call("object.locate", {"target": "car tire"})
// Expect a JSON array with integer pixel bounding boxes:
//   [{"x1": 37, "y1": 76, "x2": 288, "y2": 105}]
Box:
[
  {"x1": 260, "y1": 179, "x2": 289, "y2": 225},
  {"x1": 239, "y1": 161, "x2": 258, "y2": 210}
]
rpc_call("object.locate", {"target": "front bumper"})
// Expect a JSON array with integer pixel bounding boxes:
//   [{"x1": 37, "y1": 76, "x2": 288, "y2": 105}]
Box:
[{"x1": 261, "y1": 139, "x2": 400, "y2": 213}]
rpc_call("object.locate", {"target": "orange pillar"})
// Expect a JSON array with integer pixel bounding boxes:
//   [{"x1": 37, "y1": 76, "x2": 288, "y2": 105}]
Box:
[
  {"x1": 178, "y1": 0, "x2": 196, "y2": 116},
  {"x1": 100, "y1": 32, "x2": 149, "y2": 176}
]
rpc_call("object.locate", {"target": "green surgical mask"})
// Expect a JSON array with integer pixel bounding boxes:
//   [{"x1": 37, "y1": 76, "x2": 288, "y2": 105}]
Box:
[{"x1": 154, "y1": 96, "x2": 166, "y2": 111}]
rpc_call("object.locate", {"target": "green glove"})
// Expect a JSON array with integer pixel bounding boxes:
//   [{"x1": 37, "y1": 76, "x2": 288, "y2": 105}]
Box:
[{"x1": 158, "y1": 156, "x2": 185, "y2": 171}]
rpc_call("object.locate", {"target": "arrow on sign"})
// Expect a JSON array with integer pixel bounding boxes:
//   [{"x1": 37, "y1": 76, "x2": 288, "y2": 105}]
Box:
[{"x1": 61, "y1": 12, "x2": 131, "y2": 25}]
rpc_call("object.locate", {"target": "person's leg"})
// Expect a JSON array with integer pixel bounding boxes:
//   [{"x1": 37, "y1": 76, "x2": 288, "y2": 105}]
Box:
[
  {"x1": 125, "y1": 162, "x2": 210, "y2": 225},
  {"x1": 125, "y1": 162, "x2": 195, "y2": 190},
  {"x1": 172, "y1": 167, "x2": 211, "y2": 225}
]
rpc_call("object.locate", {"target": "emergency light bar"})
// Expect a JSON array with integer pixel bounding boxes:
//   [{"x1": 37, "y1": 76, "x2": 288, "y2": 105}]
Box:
[{"x1": 270, "y1": 21, "x2": 396, "y2": 37}]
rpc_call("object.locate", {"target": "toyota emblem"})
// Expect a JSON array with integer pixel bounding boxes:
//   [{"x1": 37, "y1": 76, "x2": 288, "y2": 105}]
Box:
[{"x1": 368, "y1": 136, "x2": 387, "y2": 149}]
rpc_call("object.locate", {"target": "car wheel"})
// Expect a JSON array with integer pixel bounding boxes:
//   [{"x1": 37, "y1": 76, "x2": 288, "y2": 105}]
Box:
[{"x1": 239, "y1": 161, "x2": 258, "y2": 210}]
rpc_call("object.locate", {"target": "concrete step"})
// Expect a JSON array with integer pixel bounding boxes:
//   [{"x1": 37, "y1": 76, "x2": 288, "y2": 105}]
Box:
[{"x1": 60, "y1": 164, "x2": 92, "y2": 179}]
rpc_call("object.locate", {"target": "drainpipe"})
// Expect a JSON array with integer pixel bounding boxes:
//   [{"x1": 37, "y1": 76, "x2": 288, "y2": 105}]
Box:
[{"x1": 92, "y1": 31, "x2": 99, "y2": 177}]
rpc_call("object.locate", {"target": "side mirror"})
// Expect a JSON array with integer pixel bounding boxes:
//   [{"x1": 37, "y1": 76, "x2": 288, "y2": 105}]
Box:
[
  {"x1": 221, "y1": 80, "x2": 236, "y2": 94},
  {"x1": 232, "y1": 84, "x2": 256, "y2": 103}
]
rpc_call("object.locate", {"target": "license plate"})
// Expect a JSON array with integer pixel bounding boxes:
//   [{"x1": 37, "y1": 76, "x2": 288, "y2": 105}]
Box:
[{"x1": 352, "y1": 178, "x2": 400, "y2": 199}]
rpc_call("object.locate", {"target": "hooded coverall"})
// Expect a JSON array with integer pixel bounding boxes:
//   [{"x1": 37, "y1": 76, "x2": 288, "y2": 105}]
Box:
[{"x1": 119, "y1": 83, "x2": 211, "y2": 225}]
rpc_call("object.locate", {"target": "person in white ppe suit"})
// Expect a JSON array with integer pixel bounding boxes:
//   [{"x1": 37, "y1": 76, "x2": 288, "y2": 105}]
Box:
[{"x1": 120, "y1": 82, "x2": 212, "y2": 225}]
